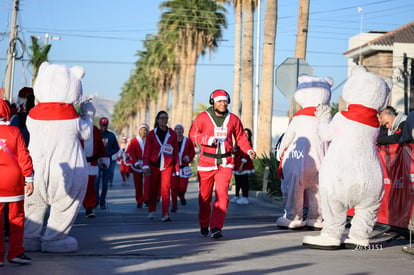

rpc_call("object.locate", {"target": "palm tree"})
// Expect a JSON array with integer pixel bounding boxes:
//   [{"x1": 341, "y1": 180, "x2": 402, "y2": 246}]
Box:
[
  {"x1": 159, "y1": 0, "x2": 227, "y2": 132},
  {"x1": 256, "y1": 0, "x2": 277, "y2": 157},
  {"x1": 28, "y1": 36, "x2": 51, "y2": 85}
]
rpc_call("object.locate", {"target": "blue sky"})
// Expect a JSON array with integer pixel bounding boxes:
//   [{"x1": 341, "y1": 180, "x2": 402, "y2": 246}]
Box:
[{"x1": 1, "y1": 0, "x2": 413, "y2": 115}]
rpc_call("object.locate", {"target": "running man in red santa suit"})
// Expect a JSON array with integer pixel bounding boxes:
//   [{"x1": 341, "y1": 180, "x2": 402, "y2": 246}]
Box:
[
  {"x1": 0, "y1": 99, "x2": 34, "y2": 265},
  {"x1": 170, "y1": 124, "x2": 196, "y2": 212},
  {"x1": 143, "y1": 112, "x2": 179, "y2": 222},
  {"x1": 127, "y1": 123, "x2": 150, "y2": 208},
  {"x1": 189, "y1": 89, "x2": 256, "y2": 239}
]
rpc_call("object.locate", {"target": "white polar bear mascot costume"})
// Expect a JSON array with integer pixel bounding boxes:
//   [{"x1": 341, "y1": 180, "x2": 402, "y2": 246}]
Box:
[
  {"x1": 276, "y1": 75, "x2": 333, "y2": 229},
  {"x1": 24, "y1": 62, "x2": 95, "y2": 253},
  {"x1": 303, "y1": 66, "x2": 390, "y2": 249}
]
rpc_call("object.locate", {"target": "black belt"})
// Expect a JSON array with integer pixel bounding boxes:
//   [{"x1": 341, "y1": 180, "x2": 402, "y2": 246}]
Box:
[
  {"x1": 203, "y1": 152, "x2": 232, "y2": 159},
  {"x1": 86, "y1": 154, "x2": 99, "y2": 163}
]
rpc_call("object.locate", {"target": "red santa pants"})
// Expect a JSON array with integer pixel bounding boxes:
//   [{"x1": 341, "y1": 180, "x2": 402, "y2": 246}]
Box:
[
  {"x1": 171, "y1": 176, "x2": 190, "y2": 208},
  {"x1": 198, "y1": 166, "x2": 232, "y2": 230},
  {"x1": 148, "y1": 165, "x2": 173, "y2": 216},
  {"x1": 119, "y1": 163, "x2": 131, "y2": 182},
  {"x1": 0, "y1": 201, "x2": 25, "y2": 261},
  {"x1": 132, "y1": 171, "x2": 144, "y2": 205},
  {"x1": 83, "y1": 175, "x2": 97, "y2": 210}
]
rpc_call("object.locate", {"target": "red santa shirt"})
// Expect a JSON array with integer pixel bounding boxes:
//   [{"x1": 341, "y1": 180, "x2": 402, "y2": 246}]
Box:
[
  {"x1": 128, "y1": 136, "x2": 147, "y2": 172},
  {"x1": 143, "y1": 128, "x2": 179, "y2": 173},
  {"x1": 189, "y1": 111, "x2": 253, "y2": 171},
  {"x1": 0, "y1": 114, "x2": 33, "y2": 202},
  {"x1": 177, "y1": 137, "x2": 196, "y2": 178}
]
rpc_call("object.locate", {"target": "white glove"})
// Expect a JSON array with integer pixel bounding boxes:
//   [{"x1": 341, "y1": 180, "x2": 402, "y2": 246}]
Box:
[
  {"x1": 315, "y1": 105, "x2": 332, "y2": 122},
  {"x1": 98, "y1": 157, "x2": 110, "y2": 169},
  {"x1": 80, "y1": 101, "x2": 96, "y2": 118}
]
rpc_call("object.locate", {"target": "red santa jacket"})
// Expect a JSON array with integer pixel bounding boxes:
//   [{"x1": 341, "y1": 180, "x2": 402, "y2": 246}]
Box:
[
  {"x1": 233, "y1": 145, "x2": 255, "y2": 175},
  {"x1": 128, "y1": 136, "x2": 146, "y2": 172},
  {"x1": 0, "y1": 123, "x2": 33, "y2": 202},
  {"x1": 143, "y1": 127, "x2": 179, "y2": 173},
  {"x1": 81, "y1": 125, "x2": 109, "y2": 175},
  {"x1": 177, "y1": 136, "x2": 196, "y2": 178},
  {"x1": 117, "y1": 142, "x2": 132, "y2": 166},
  {"x1": 189, "y1": 110, "x2": 253, "y2": 171}
]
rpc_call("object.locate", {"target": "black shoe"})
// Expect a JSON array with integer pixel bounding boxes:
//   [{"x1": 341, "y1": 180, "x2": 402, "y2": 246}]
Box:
[
  {"x1": 170, "y1": 207, "x2": 177, "y2": 213},
  {"x1": 143, "y1": 201, "x2": 149, "y2": 208},
  {"x1": 9, "y1": 253, "x2": 32, "y2": 265},
  {"x1": 137, "y1": 204, "x2": 142, "y2": 208},
  {"x1": 210, "y1": 228, "x2": 223, "y2": 239},
  {"x1": 200, "y1": 227, "x2": 209, "y2": 237},
  {"x1": 85, "y1": 208, "x2": 96, "y2": 218},
  {"x1": 180, "y1": 198, "x2": 187, "y2": 206}
]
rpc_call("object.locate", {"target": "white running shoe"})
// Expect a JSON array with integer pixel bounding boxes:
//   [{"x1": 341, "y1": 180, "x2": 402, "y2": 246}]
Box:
[
  {"x1": 236, "y1": 197, "x2": 249, "y2": 204},
  {"x1": 147, "y1": 212, "x2": 155, "y2": 220},
  {"x1": 230, "y1": 196, "x2": 239, "y2": 203}
]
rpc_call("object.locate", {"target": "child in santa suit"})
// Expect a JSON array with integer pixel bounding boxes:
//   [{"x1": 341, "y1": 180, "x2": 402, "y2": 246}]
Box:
[
  {"x1": 170, "y1": 124, "x2": 196, "y2": 212},
  {"x1": 127, "y1": 123, "x2": 150, "y2": 208},
  {"x1": 117, "y1": 136, "x2": 132, "y2": 185},
  {"x1": 142, "y1": 111, "x2": 179, "y2": 222},
  {"x1": 82, "y1": 122, "x2": 109, "y2": 218},
  {"x1": 0, "y1": 99, "x2": 33, "y2": 265}
]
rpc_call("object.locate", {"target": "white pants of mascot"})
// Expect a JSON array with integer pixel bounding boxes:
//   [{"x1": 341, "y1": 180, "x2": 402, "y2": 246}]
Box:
[
  {"x1": 304, "y1": 111, "x2": 383, "y2": 248},
  {"x1": 277, "y1": 115, "x2": 325, "y2": 229},
  {"x1": 25, "y1": 117, "x2": 91, "y2": 252}
]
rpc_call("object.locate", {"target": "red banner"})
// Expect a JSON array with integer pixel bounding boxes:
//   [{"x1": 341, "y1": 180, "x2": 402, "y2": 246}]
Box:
[{"x1": 348, "y1": 144, "x2": 414, "y2": 229}]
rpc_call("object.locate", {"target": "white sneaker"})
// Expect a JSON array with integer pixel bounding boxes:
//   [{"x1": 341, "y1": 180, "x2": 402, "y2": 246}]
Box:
[
  {"x1": 230, "y1": 196, "x2": 239, "y2": 203},
  {"x1": 236, "y1": 197, "x2": 249, "y2": 204},
  {"x1": 147, "y1": 212, "x2": 155, "y2": 220},
  {"x1": 161, "y1": 214, "x2": 171, "y2": 222}
]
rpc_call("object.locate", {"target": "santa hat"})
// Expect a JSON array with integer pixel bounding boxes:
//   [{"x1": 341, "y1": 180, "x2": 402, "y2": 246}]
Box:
[
  {"x1": 210, "y1": 89, "x2": 230, "y2": 104},
  {"x1": 138, "y1": 123, "x2": 149, "y2": 131},
  {"x1": 0, "y1": 99, "x2": 11, "y2": 122},
  {"x1": 174, "y1": 123, "x2": 184, "y2": 130},
  {"x1": 100, "y1": 117, "x2": 109, "y2": 126}
]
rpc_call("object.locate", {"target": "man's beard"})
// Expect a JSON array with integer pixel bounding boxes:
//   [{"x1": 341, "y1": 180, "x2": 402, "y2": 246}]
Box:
[{"x1": 214, "y1": 108, "x2": 228, "y2": 115}]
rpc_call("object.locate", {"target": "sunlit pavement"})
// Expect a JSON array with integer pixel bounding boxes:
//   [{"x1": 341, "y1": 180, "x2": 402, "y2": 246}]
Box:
[{"x1": 2, "y1": 166, "x2": 413, "y2": 274}]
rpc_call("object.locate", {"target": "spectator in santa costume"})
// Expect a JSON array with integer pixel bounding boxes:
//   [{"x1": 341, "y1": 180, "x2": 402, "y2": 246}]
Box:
[
  {"x1": 142, "y1": 111, "x2": 179, "y2": 222},
  {"x1": 127, "y1": 123, "x2": 150, "y2": 208},
  {"x1": 117, "y1": 136, "x2": 132, "y2": 185},
  {"x1": 170, "y1": 123, "x2": 196, "y2": 213},
  {"x1": 0, "y1": 99, "x2": 34, "y2": 265},
  {"x1": 189, "y1": 89, "x2": 256, "y2": 239},
  {"x1": 81, "y1": 118, "x2": 109, "y2": 218},
  {"x1": 231, "y1": 128, "x2": 255, "y2": 205}
]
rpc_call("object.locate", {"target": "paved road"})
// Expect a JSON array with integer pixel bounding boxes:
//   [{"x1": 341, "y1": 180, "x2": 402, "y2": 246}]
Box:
[{"x1": 2, "y1": 168, "x2": 413, "y2": 274}]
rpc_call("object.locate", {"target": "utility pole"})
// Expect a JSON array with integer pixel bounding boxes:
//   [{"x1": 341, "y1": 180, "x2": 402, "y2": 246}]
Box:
[
  {"x1": 34, "y1": 33, "x2": 61, "y2": 45},
  {"x1": 4, "y1": 0, "x2": 19, "y2": 101}
]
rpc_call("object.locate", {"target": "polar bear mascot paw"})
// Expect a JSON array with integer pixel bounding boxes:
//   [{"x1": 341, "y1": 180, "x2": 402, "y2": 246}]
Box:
[
  {"x1": 276, "y1": 75, "x2": 333, "y2": 230},
  {"x1": 303, "y1": 66, "x2": 390, "y2": 249}
]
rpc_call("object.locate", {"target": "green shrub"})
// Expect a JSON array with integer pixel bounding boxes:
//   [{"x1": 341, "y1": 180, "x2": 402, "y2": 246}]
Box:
[{"x1": 251, "y1": 152, "x2": 282, "y2": 198}]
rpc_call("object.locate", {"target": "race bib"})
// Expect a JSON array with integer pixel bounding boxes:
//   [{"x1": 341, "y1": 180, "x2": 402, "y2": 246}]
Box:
[
  {"x1": 162, "y1": 144, "x2": 173, "y2": 155},
  {"x1": 214, "y1": 127, "x2": 228, "y2": 142},
  {"x1": 182, "y1": 166, "x2": 192, "y2": 177}
]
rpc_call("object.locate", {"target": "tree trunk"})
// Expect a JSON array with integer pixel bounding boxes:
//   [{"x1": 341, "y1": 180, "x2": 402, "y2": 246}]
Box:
[
  {"x1": 257, "y1": 0, "x2": 277, "y2": 157},
  {"x1": 170, "y1": 70, "x2": 180, "y2": 126},
  {"x1": 232, "y1": 1, "x2": 242, "y2": 117},
  {"x1": 183, "y1": 46, "x2": 198, "y2": 135},
  {"x1": 241, "y1": 5, "x2": 254, "y2": 130},
  {"x1": 289, "y1": 0, "x2": 310, "y2": 121}
]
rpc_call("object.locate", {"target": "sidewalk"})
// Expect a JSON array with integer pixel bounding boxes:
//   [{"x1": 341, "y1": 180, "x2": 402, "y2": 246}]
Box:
[{"x1": 2, "y1": 169, "x2": 413, "y2": 274}]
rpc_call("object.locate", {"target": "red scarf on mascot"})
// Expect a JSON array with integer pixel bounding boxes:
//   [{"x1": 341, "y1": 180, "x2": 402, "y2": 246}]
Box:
[
  {"x1": 29, "y1": 102, "x2": 79, "y2": 120},
  {"x1": 341, "y1": 104, "x2": 379, "y2": 127}
]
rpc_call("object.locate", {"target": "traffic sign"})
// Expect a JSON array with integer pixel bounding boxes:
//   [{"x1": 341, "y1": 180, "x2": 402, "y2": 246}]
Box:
[{"x1": 276, "y1": 58, "x2": 313, "y2": 98}]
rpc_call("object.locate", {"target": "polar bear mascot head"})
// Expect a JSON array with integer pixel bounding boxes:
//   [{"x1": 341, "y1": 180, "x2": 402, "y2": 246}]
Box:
[
  {"x1": 33, "y1": 62, "x2": 85, "y2": 104},
  {"x1": 294, "y1": 74, "x2": 333, "y2": 108}
]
